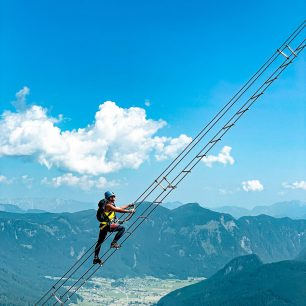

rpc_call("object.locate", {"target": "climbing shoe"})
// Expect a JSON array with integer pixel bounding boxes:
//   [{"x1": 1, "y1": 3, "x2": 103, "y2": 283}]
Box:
[
  {"x1": 93, "y1": 256, "x2": 103, "y2": 265},
  {"x1": 110, "y1": 242, "x2": 121, "y2": 249}
]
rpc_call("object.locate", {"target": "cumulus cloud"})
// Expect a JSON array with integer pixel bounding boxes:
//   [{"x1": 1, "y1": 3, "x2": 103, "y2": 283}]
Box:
[
  {"x1": 283, "y1": 180, "x2": 306, "y2": 190},
  {"x1": 242, "y1": 180, "x2": 264, "y2": 192},
  {"x1": 155, "y1": 134, "x2": 192, "y2": 161},
  {"x1": 202, "y1": 146, "x2": 234, "y2": 167},
  {"x1": 0, "y1": 175, "x2": 12, "y2": 184},
  {"x1": 0, "y1": 90, "x2": 192, "y2": 175},
  {"x1": 41, "y1": 173, "x2": 115, "y2": 190}
]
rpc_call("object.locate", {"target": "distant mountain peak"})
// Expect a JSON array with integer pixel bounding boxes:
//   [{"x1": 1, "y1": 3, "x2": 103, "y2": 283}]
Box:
[
  {"x1": 215, "y1": 254, "x2": 263, "y2": 278},
  {"x1": 175, "y1": 202, "x2": 201, "y2": 209}
]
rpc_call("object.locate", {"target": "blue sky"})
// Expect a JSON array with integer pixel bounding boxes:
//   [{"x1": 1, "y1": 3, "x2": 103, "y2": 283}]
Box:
[{"x1": 0, "y1": 0, "x2": 305, "y2": 209}]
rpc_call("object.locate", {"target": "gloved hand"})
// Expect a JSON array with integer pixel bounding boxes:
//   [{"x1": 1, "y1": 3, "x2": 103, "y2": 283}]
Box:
[
  {"x1": 129, "y1": 209, "x2": 136, "y2": 214},
  {"x1": 128, "y1": 203, "x2": 135, "y2": 209}
]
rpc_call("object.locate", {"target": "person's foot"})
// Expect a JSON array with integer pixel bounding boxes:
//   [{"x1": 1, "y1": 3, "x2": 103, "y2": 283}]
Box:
[
  {"x1": 110, "y1": 242, "x2": 121, "y2": 249},
  {"x1": 93, "y1": 256, "x2": 103, "y2": 265}
]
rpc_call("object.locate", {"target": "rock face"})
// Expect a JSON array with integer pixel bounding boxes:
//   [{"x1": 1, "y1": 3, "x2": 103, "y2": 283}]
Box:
[
  {"x1": 0, "y1": 203, "x2": 305, "y2": 304},
  {"x1": 157, "y1": 254, "x2": 306, "y2": 306}
]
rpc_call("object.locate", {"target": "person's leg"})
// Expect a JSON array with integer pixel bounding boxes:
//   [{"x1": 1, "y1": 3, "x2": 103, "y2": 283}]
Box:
[
  {"x1": 94, "y1": 225, "x2": 108, "y2": 257},
  {"x1": 110, "y1": 225, "x2": 125, "y2": 247}
]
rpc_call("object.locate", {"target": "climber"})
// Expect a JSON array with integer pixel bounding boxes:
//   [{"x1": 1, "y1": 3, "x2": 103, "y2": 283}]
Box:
[{"x1": 93, "y1": 191, "x2": 135, "y2": 265}]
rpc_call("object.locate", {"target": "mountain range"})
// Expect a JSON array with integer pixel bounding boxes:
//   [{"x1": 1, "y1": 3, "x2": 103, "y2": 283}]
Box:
[
  {"x1": 214, "y1": 200, "x2": 306, "y2": 219},
  {"x1": 0, "y1": 203, "x2": 46, "y2": 214},
  {"x1": 0, "y1": 203, "x2": 305, "y2": 304},
  {"x1": 1, "y1": 198, "x2": 306, "y2": 220},
  {"x1": 157, "y1": 251, "x2": 306, "y2": 306},
  {"x1": 0, "y1": 198, "x2": 94, "y2": 213}
]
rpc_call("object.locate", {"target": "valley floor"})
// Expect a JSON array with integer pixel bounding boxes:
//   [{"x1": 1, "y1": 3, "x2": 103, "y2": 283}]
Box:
[{"x1": 69, "y1": 276, "x2": 204, "y2": 305}]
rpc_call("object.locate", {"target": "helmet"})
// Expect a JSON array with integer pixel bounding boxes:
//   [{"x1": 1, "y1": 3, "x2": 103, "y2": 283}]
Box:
[{"x1": 105, "y1": 191, "x2": 115, "y2": 199}]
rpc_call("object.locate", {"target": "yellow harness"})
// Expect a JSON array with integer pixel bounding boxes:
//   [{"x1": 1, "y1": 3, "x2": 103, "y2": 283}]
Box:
[{"x1": 99, "y1": 210, "x2": 116, "y2": 229}]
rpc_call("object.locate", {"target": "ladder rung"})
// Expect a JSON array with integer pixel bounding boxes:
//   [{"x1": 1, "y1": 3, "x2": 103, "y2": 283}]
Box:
[
  {"x1": 286, "y1": 44, "x2": 297, "y2": 57},
  {"x1": 52, "y1": 293, "x2": 64, "y2": 305},
  {"x1": 153, "y1": 201, "x2": 162, "y2": 204},
  {"x1": 223, "y1": 123, "x2": 234, "y2": 130},
  {"x1": 251, "y1": 92, "x2": 263, "y2": 99},
  {"x1": 210, "y1": 138, "x2": 221, "y2": 144},
  {"x1": 138, "y1": 216, "x2": 148, "y2": 219},
  {"x1": 182, "y1": 170, "x2": 191, "y2": 173},
  {"x1": 196, "y1": 154, "x2": 206, "y2": 158},
  {"x1": 265, "y1": 77, "x2": 278, "y2": 84},
  {"x1": 237, "y1": 108, "x2": 249, "y2": 115},
  {"x1": 296, "y1": 44, "x2": 305, "y2": 51},
  {"x1": 163, "y1": 177, "x2": 175, "y2": 189},
  {"x1": 280, "y1": 61, "x2": 292, "y2": 68},
  {"x1": 155, "y1": 180, "x2": 166, "y2": 191},
  {"x1": 277, "y1": 49, "x2": 289, "y2": 59}
]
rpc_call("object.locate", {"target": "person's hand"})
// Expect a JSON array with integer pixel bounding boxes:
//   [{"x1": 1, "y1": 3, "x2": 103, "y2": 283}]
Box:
[
  {"x1": 128, "y1": 203, "x2": 135, "y2": 209},
  {"x1": 129, "y1": 209, "x2": 136, "y2": 214}
]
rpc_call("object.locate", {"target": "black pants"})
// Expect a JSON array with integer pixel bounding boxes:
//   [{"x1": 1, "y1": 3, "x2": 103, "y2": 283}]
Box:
[{"x1": 94, "y1": 224, "x2": 125, "y2": 257}]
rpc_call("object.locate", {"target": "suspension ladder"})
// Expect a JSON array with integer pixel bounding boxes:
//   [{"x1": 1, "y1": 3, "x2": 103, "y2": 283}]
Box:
[{"x1": 36, "y1": 20, "x2": 305, "y2": 305}]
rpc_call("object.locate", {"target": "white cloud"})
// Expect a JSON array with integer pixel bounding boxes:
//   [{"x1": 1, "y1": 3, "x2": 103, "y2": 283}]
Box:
[
  {"x1": 12, "y1": 86, "x2": 30, "y2": 111},
  {"x1": 283, "y1": 181, "x2": 306, "y2": 190},
  {"x1": 202, "y1": 146, "x2": 235, "y2": 167},
  {"x1": 0, "y1": 89, "x2": 192, "y2": 175},
  {"x1": 0, "y1": 175, "x2": 12, "y2": 185},
  {"x1": 242, "y1": 180, "x2": 264, "y2": 192},
  {"x1": 42, "y1": 173, "x2": 115, "y2": 190},
  {"x1": 154, "y1": 134, "x2": 192, "y2": 161}
]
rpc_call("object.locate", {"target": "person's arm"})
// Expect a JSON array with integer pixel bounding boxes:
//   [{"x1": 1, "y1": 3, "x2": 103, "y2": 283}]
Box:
[
  {"x1": 120, "y1": 203, "x2": 135, "y2": 210},
  {"x1": 106, "y1": 203, "x2": 133, "y2": 213}
]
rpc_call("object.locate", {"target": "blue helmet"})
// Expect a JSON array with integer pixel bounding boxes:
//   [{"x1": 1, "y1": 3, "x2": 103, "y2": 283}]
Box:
[{"x1": 105, "y1": 191, "x2": 115, "y2": 199}]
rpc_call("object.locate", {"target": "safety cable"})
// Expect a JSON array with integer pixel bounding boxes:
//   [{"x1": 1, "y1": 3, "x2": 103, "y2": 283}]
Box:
[
  {"x1": 41, "y1": 22, "x2": 306, "y2": 306},
  {"x1": 36, "y1": 20, "x2": 305, "y2": 305},
  {"x1": 37, "y1": 21, "x2": 306, "y2": 306},
  {"x1": 57, "y1": 35, "x2": 305, "y2": 306}
]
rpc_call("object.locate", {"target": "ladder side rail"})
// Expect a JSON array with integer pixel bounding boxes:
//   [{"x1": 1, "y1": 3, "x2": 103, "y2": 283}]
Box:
[
  {"x1": 46, "y1": 36, "x2": 306, "y2": 305},
  {"x1": 36, "y1": 22, "x2": 306, "y2": 305},
  {"x1": 57, "y1": 40, "x2": 306, "y2": 306}
]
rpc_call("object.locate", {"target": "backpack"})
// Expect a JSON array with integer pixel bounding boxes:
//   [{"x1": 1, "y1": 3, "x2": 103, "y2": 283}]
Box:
[{"x1": 96, "y1": 199, "x2": 111, "y2": 224}]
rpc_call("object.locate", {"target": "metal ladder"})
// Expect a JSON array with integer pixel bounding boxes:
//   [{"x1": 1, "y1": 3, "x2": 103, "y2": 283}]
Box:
[{"x1": 36, "y1": 20, "x2": 305, "y2": 306}]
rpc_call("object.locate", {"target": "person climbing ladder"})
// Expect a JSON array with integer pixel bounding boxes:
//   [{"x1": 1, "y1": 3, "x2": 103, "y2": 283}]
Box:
[{"x1": 93, "y1": 191, "x2": 135, "y2": 265}]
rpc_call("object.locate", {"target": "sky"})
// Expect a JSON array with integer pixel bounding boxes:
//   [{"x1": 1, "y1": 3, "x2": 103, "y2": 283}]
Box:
[{"x1": 0, "y1": 0, "x2": 305, "y2": 210}]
